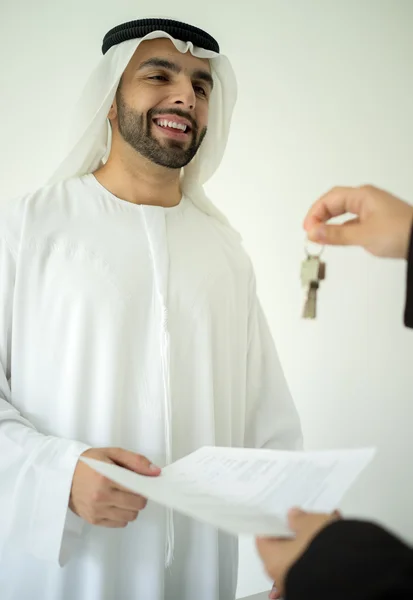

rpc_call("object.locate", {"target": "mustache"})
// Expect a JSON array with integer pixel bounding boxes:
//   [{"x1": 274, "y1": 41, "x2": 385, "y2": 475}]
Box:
[{"x1": 147, "y1": 108, "x2": 198, "y2": 131}]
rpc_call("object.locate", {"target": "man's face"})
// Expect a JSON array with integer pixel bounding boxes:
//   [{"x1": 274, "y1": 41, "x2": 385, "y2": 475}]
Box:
[{"x1": 109, "y1": 38, "x2": 213, "y2": 169}]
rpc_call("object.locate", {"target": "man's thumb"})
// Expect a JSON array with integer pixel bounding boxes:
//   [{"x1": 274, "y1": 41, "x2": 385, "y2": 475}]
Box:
[
  {"x1": 288, "y1": 507, "x2": 306, "y2": 531},
  {"x1": 308, "y1": 218, "x2": 362, "y2": 247},
  {"x1": 106, "y1": 448, "x2": 161, "y2": 476}
]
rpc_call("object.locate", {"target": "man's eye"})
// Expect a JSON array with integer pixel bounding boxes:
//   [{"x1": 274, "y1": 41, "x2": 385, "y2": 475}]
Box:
[
  {"x1": 194, "y1": 86, "x2": 207, "y2": 96},
  {"x1": 148, "y1": 75, "x2": 168, "y2": 82}
]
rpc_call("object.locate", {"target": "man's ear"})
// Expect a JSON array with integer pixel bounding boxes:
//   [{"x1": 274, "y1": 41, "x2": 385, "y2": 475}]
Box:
[
  {"x1": 107, "y1": 100, "x2": 117, "y2": 121},
  {"x1": 108, "y1": 77, "x2": 123, "y2": 121}
]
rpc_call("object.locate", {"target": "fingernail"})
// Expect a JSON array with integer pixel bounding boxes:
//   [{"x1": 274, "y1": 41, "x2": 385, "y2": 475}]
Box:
[
  {"x1": 149, "y1": 464, "x2": 161, "y2": 472},
  {"x1": 310, "y1": 225, "x2": 326, "y2": 242}
]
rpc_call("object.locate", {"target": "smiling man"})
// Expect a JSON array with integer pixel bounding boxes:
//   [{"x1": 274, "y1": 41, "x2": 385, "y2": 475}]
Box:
[
  {"x1": 112, "y1": 51, "x2": 213, "y2": 169},
  {"x1": 0, "y1": 18, "x2": 302, "y2": 600}
]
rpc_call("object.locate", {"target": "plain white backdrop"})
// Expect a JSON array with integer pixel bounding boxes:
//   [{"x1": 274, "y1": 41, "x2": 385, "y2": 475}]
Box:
[{"x1": 1, "y1": 1, "x2": 413, "y2": 597}]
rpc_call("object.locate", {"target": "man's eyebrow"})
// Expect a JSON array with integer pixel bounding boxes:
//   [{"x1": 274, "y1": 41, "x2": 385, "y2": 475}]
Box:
[
  {"x1": 138, "y1": 58, "x2": 181, "y2": 73},
  {"x1": 192, "y1": 69, "x2": 214, "y2": 90},
  {"x1": 138, "y1": 58, "x2": 214, "y2": 89}
]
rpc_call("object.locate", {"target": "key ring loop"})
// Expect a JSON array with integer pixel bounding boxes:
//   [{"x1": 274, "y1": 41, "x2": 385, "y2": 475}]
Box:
[{"x1": 304, "y1": 237, "x2": 325, "y2": 259}]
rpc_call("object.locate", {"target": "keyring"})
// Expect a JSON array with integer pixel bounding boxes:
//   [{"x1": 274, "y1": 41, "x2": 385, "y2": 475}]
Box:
[{"x1": 304, "y1": 236, "x2": 325, "y2": 259}]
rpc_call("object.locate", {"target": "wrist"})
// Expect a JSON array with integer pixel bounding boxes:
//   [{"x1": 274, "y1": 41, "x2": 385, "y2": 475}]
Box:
[{"x1": 403, "y1": 215, "x2": 413, "y2": 260}]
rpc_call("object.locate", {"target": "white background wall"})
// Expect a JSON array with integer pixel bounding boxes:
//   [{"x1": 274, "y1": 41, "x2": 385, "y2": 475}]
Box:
[{"x1": 1, "y1": 1, "x2": 413, "y2": 598}]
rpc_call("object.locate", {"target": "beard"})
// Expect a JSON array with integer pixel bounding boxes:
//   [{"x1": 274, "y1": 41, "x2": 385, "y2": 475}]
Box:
[{"x1": 115, "y1": 90, "x2": 207, "y2": 169}]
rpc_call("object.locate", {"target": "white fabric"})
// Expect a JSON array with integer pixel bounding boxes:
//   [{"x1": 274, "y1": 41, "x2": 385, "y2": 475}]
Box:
[
  {"x1": 46, "y1": 30, "x2": 240, "y2": 565},
  {"x1": 0, "y1": 175, "x2": 302, "y2": 600},
  {"x1": 48, "y1": 32, "x2": 238, "y2": 231}
]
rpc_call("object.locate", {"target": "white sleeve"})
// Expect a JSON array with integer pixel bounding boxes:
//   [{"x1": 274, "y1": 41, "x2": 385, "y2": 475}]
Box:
[
  {"x1": 244, "y1": 271, "x2": 303, "y2": 451},
  {"x1": 0, "y1": 237, "x2": 90, "y2": 566}
]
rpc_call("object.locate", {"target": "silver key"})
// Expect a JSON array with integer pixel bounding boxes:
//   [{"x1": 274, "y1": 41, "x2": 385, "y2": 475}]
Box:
[
  {"x1": 301, "y1": 256, "x2": 321, "y2": 287},
  {"x1": 302, "y1": 281, "x2": 318, "y2": 318},
  {"x1": 300, "y1": 255, "x2": 326, "y2": 319}
]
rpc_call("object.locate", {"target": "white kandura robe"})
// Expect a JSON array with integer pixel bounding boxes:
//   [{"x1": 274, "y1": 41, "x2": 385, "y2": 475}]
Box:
[{"x1": 0, "y1": 174, "x2": 302, "y2": 600}]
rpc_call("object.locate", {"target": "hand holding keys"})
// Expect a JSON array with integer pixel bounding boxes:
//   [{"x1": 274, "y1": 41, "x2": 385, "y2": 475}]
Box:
[{"x1": 300, "y1": 183, "x2": 413, "y2": 319}]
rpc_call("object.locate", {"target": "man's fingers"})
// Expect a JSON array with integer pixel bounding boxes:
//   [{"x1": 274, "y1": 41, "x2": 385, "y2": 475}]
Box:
[
  {"x1": 134, "y1": 453, "x2": 161, "y2": 475},
  {"x1": 256, "y1": 537, "x2": 266, "y2": 553},
  {"x1": 256, "y1": 537, "x2": 272, "y2": 560},
  {"x1": 303, "y1": 186, "x2": 366, "y2": 231},
  {"x1": 103, "y1": 507, "x2": 140, "y2": 523},
  {"x1": 98, "y1": 519, "x2": 129, "y2": 529},
  {"x1": 105, "y1": 448, "x2": 161, "y2": 475},
  {"x1": 287, "y1": 508, "x2": 341, "y2": 535},
  {"x1": 256, "y1": 537, "x2": 285, "y2": 555},
  {"x1": 269, "y1": 583, "x2": 281, "y2": 599},
  {"x1": 111, "y1": 489, "x2": 147, "y2": 511},
  {"x1": 307, "y1": 218, "x2": 364, "y2": 247}
]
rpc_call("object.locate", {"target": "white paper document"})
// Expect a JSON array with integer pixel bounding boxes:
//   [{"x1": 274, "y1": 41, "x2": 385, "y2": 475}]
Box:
[{"x1": 82, "y1": 446, "x2": 375, "y2": 537}]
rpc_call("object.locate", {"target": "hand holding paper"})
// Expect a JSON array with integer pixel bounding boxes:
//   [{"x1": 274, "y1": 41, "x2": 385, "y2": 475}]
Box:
[{"x1": 81, "y1": 445, "x2": 375, "y2": 537}]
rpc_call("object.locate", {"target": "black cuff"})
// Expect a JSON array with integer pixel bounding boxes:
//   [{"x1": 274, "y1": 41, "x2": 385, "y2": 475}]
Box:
[
  {"x1": 404, "y1": 222, "x2": 413, "y2": 328},
  {"x1": 284, "y1": 519, "x2": 411, "y2": 600}
]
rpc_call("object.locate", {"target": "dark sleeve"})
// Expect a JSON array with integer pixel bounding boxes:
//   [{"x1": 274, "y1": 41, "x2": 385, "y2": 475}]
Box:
[
  {"x1": 404, "y1": 223, "x2": 413, "y2": 328},
  {"x1": 285, "y1": 520, "x2": 413, "y2": 600}
]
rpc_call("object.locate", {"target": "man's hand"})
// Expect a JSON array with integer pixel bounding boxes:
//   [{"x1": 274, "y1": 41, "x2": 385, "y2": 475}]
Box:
[
  {"x1": 268, "y1": 581, "x2": 281, "y2": 599},
  {"x1": 69, "y1": 447, "x2": 161, "y2": 528},
  {"x1": 304, "y1": 185, "x2": 413, "y2": 259},
  {"x1": 257, "y1": 508, "x2": 339, "y2": 597}
]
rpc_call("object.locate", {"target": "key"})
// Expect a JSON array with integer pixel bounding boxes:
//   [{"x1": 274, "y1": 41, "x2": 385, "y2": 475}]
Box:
[
  {"x1": 300, "y1": 254, "x2": 326, "y2": 319},
  {"x1": 302, "y1": 281, "x2": 318, "y2": 318},
  {"x1": 300, "y1": 256, "x2": 321, "y2": 287}
]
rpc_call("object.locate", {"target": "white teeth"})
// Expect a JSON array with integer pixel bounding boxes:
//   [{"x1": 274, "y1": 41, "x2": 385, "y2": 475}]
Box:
[{"x1": 156, "y1": 119, "x2": 187, "y2": 132}]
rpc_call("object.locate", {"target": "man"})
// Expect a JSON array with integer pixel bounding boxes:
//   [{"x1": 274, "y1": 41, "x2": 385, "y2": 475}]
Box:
[
  {"x1": 0, "y1": 18, "x2": 302, "y2": 600},
  {"x1": 257, "y1": 184, "x2": 413, "y2": 599}
]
